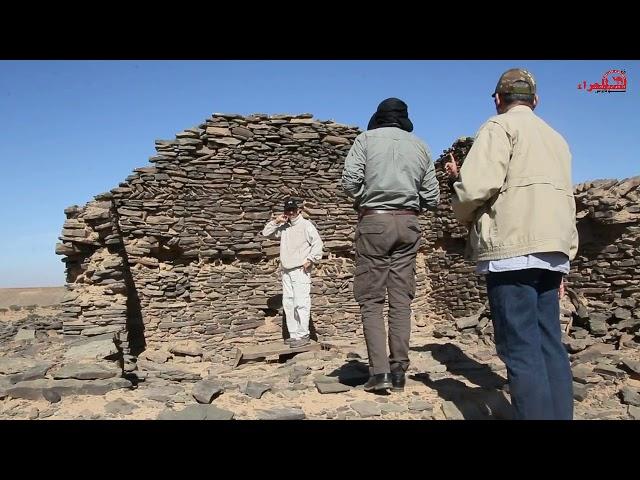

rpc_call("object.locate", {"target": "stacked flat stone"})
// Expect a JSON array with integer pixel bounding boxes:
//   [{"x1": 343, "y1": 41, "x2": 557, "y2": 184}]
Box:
[
  {"x1": 56, "y1": 114, "x2": 367, "y2": 364},
  {"x1": 567, "y1": 177, "x2": 640, "y2": 341},
  {"x1": 429, "y1": 140, "x2": 640, "y2": 349},
  {"x1": 56, "y1": 113, "x2": 640, "y2": 368},
  {"x1": 422, "y1": 137, "x2": 486, "y2": 319}
]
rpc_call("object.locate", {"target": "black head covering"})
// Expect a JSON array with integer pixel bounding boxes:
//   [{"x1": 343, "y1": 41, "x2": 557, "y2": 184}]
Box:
[
  {"x1": 367, "y1": 97, "x2": 413, "y2": 132},
  {"x1": 283, "y1": 197, "x2": 299, "y2": 211}
]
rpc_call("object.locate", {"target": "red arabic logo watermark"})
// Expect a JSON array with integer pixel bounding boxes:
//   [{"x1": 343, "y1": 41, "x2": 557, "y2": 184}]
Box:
[{"x1": 578, "y1": 69, "x2": 627, "y2": 93}]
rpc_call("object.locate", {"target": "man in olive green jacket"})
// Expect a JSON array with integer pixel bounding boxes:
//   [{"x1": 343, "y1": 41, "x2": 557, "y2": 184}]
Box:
[
  {"x1": 445, "y1": 68, "x2": 579, "y2": 420},
  {"x1": 342, "y1": 97, "x2": 439, "y2": 393}
]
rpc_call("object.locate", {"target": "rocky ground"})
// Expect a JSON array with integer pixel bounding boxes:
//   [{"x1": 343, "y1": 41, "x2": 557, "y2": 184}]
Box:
[{"x1": 1, "y1": 304, "x2": 639, "y2": 421}]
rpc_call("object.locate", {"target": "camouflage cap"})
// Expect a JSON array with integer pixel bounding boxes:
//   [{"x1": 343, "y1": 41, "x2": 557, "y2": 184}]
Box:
[{"x1": 492, "y1": 68, "x2": 536, "y2": 97}]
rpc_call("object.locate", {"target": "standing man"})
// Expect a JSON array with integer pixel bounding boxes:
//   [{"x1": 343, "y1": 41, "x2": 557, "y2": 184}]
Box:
[
  {"x1": 444, "y1": 68, "x2": 579, "y2": 419},
  {"x1": 342, "y1": 98, "x2": 440, "y2": 392},
  {"x1": 262, "y1": 198, "x2": 324, "y2": 348}
]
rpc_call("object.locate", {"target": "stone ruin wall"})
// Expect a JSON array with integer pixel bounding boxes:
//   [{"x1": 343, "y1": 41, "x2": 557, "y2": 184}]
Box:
[
  {"x1": 566, "y1": 178, "x2": 640, "y2": 346},
  {"x1": 56, "y1": 113, "x2": 434, "y2": 368},
  {"x1": 55, "y1": 112, "x2": 640, "y2": 369}
]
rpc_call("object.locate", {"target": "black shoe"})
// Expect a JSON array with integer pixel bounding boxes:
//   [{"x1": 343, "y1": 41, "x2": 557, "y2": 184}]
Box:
[
  {"x1": 363, "y1": 373, "x2": 393, "y2": 392},
  {"x1": 391, "y1": 372, "x2": 405, "y2": 392}
]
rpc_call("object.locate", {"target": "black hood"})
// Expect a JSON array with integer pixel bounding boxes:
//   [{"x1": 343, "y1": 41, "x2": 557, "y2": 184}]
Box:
[{"x1": 367, "y1": 97, "x2": 413, "y2": 132}]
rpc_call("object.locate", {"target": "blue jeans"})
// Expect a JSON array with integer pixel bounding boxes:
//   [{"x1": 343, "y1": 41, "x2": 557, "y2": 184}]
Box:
[{"x1": 486, "y1": 268, "x2": 573, "y2": 420}]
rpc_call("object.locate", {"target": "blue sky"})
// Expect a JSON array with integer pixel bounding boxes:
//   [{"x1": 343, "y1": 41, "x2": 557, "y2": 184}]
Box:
[{"x1": 0, "y1": 60, "x2": 638, "y2": 288}]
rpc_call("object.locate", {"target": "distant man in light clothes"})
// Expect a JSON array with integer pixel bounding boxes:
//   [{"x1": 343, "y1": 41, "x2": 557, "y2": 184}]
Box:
[{"x1": 262, "y1": 198, "x2": 323, "y2": 348}]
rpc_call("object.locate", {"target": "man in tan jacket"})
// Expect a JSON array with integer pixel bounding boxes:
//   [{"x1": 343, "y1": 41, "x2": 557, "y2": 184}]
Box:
[{"x1": 445, "y1": 68, "x2": 579, "y2": 420}]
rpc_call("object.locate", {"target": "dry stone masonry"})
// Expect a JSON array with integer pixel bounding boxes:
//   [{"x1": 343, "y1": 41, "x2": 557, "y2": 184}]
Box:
[
  {"x1": 567, "y1": 177, "x2": 640, "y2": 342},
  {"x1": 55, "y1": 113, "x2": 640, "y2": 373},
  {"x1": 56, "y1": 113, "x2": 369, "y2": 370}
]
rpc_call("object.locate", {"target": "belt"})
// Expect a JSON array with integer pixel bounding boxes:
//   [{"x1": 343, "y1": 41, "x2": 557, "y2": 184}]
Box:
[{"x1": 358, "y1": 208, "x2": 418, "y2": 219}]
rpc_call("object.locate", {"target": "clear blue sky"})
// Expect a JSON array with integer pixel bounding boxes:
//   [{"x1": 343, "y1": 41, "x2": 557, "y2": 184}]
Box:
[{"x1": 1, "y1": 60, "x2": 638, "y2": 288}]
